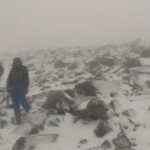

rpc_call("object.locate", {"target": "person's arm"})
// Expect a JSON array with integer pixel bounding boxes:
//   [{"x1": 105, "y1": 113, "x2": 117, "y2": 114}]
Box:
[{"x1": 24, "y1": 66, "x2": 30, "y2": 89}]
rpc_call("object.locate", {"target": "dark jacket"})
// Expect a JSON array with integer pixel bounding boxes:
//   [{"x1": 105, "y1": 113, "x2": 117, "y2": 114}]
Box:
[
  {"x1": 0, "y1": 63, "x2": 4, "y2": 77},
  {"x1": 7, "y1": 65, "x2": 29, "y2": 92}
]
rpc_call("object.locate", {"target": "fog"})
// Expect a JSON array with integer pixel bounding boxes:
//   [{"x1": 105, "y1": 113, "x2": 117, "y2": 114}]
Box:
[{"x1": 0, "y1": 0, "x2": 150, "y2": 52}]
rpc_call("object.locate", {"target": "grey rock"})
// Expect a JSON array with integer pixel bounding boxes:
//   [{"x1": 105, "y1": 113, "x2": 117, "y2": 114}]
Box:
[
  {"x1": 75, "y1": 81, "x2": 97, "y2": 96},
  {"x1": 12, "y1": 137, "x2": 26, "y2": 150},
  {"x1": 112, "y1": 135, "x2": 132, "y2": 150},
  {"x1": 79, "y1": 139, "x2": 88, "y2": 144},
  {"x1": 101, "y1": 140, "x2": 112, "y2": 149},
  {"x1": 122, "y1": 109, "x2": 136, "y2": 117},
  {"x1": 0, "y1": 119, "x2": 7, "y2": 129},
  {"x1": 94, "y1": 121, "x2": 113, "y2": 137},
  {"x1": 75, "y1": 98, "x2": 109, "y2": 121},
  {"x1": 12, "y1": 134, "x2": 59, "y2": 150},
  {"x1": 43, "y1": 90, "x2": 74, "y2": 114}
]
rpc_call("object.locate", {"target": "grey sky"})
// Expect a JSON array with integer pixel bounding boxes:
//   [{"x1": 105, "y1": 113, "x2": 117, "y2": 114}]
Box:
[{"x1": 0, "y1": 0, "x2": 150, "y2": 52}]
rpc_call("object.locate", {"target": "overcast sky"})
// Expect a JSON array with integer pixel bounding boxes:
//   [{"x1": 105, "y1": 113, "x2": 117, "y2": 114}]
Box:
[{"x1": 0, "y1": 0, "x2": 150, "y2": 52}]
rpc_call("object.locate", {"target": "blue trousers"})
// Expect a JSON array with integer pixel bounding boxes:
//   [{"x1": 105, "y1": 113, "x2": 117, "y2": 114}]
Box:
[{"x1": 11, "y1": 92, "x2": 30, "y2": 116}]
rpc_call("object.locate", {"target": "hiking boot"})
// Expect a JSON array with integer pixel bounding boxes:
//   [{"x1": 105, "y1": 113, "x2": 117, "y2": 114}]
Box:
[
  {"x1": 11, "y1": 115, "x2": 21, "y2": 125},
  {"x1": 15, "y1": 116, "x2": 21, "y2": 125}
]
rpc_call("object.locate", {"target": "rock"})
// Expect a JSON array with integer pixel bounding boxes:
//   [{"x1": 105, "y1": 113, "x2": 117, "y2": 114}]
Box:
[
  {"x1": 87, "y1": 59, "x2": 101, "y2": 74},
  {"x1": 31, "y1": 91, "x2": 48, "y2": 101},
  {"x1": 39, "y1": 78, "x2": 49, "y2": 85},
  {"x1": 98, "y1": 56, "x2": 115, "y2": 67},
  {"x1": 12, "y1": 137, "x2": 26, "y2": 150},
  {"x1": 48, "y1": 117, "x2": 60, "y2": 127},
  {"x1": 112, "y1": 135, "x2": 132, "y2": 150},
  {"x1": 28, "y1": 126, "x2": 40, "y2": 135},
  {"x1": 110, "y1": 92, "x2": 117, "y2": 97},
  {"x1": 12, "y1": 134, "x2": 59, "y2": 150},
  {"x1": 124, "y1": 58, "x2": 141, "y2": 68},
  {"x1": 109, "y1": 99, "x2": 121, "y2": 113},
  {"x1": 75, "y1": 81, "x2": 97, "y2": 96},
  {"x1": 101, "y1": 140, "x2": 112, "y2": 149},
  {"x1": 75, "y1": 98, "x2": 109, "y2": 121},
  {"x1": 0, "y1": 119, "x2": 7, "y2": 129},
  {"x1": 42, "y1": 90, "x2": 74, "y2": 114},
  {"x1": 64, "y1": 89, "x2": 75, "y2": 98},
  {"x1": 122, "y1": 109, "x2": 136, "y2": 117},
  {"x1": 94, "y1": 121, "x2": 113, "y2": 137},
  {"x1": 79, "y1": 139, "x2": 88, "y2": 144}
]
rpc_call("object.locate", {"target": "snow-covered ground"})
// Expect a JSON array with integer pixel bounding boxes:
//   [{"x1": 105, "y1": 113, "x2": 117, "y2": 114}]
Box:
[{"x1": 1, "y1": 45, "x2": 150, "y2": 150}]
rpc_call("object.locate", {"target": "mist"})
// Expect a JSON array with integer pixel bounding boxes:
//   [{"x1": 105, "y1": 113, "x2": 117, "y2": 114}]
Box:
[{"x1": 0, "y1": 0, "x2": 150, "y2": 52}]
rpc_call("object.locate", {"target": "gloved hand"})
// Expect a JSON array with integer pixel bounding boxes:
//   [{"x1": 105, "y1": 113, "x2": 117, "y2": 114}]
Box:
[
  {"x1": 24, "y1": 89, "x2": 28, "y2": 95},
  {"x1": 7, "y1": 87, "x2": 12, "y2": 93}
]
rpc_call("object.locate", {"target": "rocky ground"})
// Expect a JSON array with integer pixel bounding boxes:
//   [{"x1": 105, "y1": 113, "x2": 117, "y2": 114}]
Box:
[{"x1": 1, "y1": 41, "x2": 150, "y2": 150}]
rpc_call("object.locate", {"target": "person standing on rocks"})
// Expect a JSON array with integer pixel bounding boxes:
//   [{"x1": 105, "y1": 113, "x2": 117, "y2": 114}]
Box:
[
  {"x1": 0, "y1": 62, "x2": 4, "y2": 82},
  {"x1": 7, "y1": 57, "x2": 30, "y2": 124}
]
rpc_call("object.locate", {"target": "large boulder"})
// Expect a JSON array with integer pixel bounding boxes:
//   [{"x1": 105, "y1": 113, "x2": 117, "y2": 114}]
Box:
[
  {"x1": 75, "y1": 97, "x2": 109, "y2": 121},
  {"x1": 124, "y1": 58, "x2": 141, "y2": 68},
  {"x1": 42, "y1": 90, "x2": 74, "y2": 114},
  {"x1": 112, "y1": 134, "x2": 132, "y2": 150},
  {"x1": 75, "y1": 81, "x2": 97, "y2": 96},
  {"x1": 12, "y1": 134, "x2": 59, "y2": 150},
  {"x1": 94, "y1": 121, "x2": 113, "y2": 137}
]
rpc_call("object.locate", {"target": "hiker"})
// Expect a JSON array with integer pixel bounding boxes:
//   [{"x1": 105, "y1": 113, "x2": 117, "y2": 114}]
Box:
[
  {"x1": 7, "y1": 57, "x2": 30, "y2": 124},
  {"x1": 0, "y1": 62, "x2": 4, "y2": 81}
]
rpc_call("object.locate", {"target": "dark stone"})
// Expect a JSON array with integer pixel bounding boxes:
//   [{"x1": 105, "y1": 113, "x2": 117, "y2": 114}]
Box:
[
  {"x1": 48, "y1": 118, "x2": 60, "y2": 127},
  {"x1": 42, "y1": 90, "x2": 74, "y2": 114},
  {"x1": 75, "y1": 98, "x2": 109, "y2": 121},
  {"x1": 112, "y1": 135, "x2": 132, "y2": 150},
  {"x1": 62, "y1": 79, "x2": 78, "y2": 85},
  {"x1": 28, "y1": 126, "x2": 39, "y2": 135},
  {"x1": 12, "y1": 137, "x2": 26, "y2": 150},
  {"x1": 101, "y1": 140, "x2": 112, "y2": 149},
  {"x1": 39, "y1": 78, "x2": 49, "y2": 85},
  {"x1": 75, "y1": 81, "x2": 97, "y2": 96},
  {"x1": 122, "y1": 109, "x2": 136, "y2": 117},
  {"x1": 79, "y1": 139, "x2": 88, "y2": 144},
  {"x1": 64, "y1": 89, "x2": 75, "y2": 98},
  {"x1": 94, "y1": 121, "x2": 113, "y2": 137}
]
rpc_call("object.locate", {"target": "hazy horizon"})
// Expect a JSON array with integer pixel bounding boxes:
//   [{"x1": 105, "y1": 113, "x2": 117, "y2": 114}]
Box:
[{"x1": 1, "y1": 0, "x2": 150, "y2": 52}]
